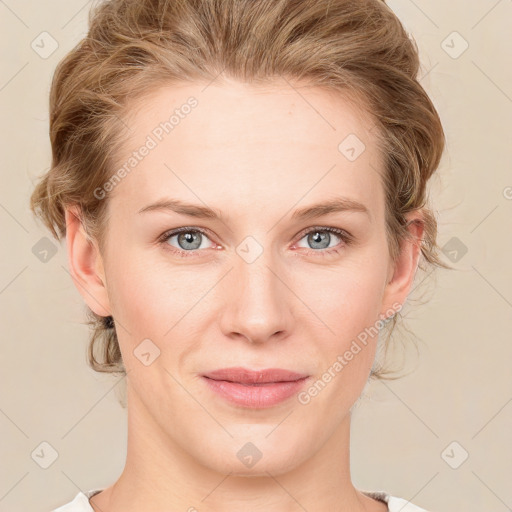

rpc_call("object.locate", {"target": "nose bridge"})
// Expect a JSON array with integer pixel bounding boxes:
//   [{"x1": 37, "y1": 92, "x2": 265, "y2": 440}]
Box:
[{"x1": 220, "y1": 239, "x2": 292, "y2": 343}]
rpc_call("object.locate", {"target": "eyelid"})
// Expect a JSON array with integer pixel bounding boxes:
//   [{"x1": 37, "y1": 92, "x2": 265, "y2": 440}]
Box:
[{"x1": 294, "y1": 225, "x2": 352, "y2": 243}]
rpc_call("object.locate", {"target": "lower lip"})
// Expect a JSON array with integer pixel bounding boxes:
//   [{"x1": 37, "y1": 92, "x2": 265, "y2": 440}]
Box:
[{"x1": 202, "y1": 376, "x2": 309, "y2": 408}]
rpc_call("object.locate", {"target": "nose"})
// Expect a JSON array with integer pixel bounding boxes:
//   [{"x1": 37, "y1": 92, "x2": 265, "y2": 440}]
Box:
[{"x1": 218, "y1": 249, "x2": 294, "y2": 345}]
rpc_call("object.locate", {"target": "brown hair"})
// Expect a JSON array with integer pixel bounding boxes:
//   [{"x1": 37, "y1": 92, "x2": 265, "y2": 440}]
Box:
[{"x1": 30, "y1": 0, "x2": 451, "y2": 381}]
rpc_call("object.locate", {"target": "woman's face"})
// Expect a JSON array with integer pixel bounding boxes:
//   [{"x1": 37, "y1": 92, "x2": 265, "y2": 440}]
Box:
[{"x1": 72, "y1": 79, "x2": 417, "y2": 476}]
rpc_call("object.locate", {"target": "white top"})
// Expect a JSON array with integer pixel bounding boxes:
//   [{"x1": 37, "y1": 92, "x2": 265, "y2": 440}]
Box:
[{"x1": 52, "y1": 488, "x2": 430, "y2": 511}]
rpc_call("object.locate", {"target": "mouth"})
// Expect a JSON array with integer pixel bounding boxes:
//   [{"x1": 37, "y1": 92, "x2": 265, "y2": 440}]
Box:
[
  {"x1": 201, "y1": 367, "x2": 310, "y2": 408},
  {"x1": 202, "y1": 367, "x2": 309, "y2": 384}
]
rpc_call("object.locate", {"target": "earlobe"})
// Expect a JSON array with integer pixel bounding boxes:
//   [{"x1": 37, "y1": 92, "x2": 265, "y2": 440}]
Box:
[
  {"x1": 64, "y1": 206, "x2": 111, "y2": 317},
  {"x1": 381, "y1": 213, "x2": 425, "y2": 316}
]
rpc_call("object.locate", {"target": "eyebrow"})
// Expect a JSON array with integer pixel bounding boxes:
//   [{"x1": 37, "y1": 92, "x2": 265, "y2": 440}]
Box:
[{"x1": 138, "y1": 197, "x2": 371, "y2": 222}]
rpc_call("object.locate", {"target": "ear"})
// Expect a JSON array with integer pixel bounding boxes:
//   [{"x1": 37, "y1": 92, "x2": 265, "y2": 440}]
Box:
[
  {"x1": 380, "y1": 211, "x2": 425, "y2": 318},
  {"x1": 64, "y1": 206, "x2": 111, "y2": 317}
]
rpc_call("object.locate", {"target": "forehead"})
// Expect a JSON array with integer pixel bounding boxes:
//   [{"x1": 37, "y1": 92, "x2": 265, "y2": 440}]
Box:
[
  {"x1": 124, "y1": 78, "x2": 378, "y2": 151},
  {"x1": 109, "y1": 79, "x2": 385, "y2": 222}
]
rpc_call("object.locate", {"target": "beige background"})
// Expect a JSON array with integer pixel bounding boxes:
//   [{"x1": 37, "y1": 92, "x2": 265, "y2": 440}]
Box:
[{"x1": 1, "y1": 1, "x2": 511, "y2": 511}]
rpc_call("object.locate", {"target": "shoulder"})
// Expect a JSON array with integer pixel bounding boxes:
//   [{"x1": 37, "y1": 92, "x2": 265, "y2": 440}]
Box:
[
  {"x1": 51, "y1": 489, "x2": 102, "y2": 512},
  {"x1": 361, "y1": 489, "x2": 431, "y2": 512},
  {"x1": 55, "y1": 488, "x2": 432, "y2": 512},
  {"x1": 387, "y1": 495, "x2": 432, "y2": 511}
]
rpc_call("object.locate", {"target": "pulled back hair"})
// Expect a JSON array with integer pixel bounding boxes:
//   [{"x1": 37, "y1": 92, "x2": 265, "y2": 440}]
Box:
[{"x1": 30, "y1": 0, "x2": 451, "y2": 380}]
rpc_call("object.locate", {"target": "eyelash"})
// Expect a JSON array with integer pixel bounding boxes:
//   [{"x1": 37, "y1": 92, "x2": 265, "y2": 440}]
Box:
[{"x1": 157, "y1": 226, "x2": 353, "y2": 259}]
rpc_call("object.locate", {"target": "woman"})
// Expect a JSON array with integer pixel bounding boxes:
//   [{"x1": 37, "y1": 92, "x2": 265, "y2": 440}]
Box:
[{"x1": 31, "y1": 0, "x2": 449, "y2": 510}]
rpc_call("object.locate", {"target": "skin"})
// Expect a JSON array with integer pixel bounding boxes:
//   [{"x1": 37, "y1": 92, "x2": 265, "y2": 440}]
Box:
[{"x1": 65, "y1": 78, "x2": 424, "y2": 512}]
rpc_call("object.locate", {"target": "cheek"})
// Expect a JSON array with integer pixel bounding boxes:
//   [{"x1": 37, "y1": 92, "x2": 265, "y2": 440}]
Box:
[
  {"x1": 105, "y1": 247, "x2": 213, "y2": 348},
  {"x1": 307, "y1": 265, "x2": 386, "y2": 399},
  {"x1": 104, "y1": 250, "x2": 175, "y2": 334},
  {"x1": 304, "y1": 258, "x2": 387, "y2": 337}
]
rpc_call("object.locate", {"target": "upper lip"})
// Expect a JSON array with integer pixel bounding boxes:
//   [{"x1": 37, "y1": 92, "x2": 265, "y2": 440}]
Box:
[{"x1": 202, "y1": 367, "x2": 309, "y2": 384}]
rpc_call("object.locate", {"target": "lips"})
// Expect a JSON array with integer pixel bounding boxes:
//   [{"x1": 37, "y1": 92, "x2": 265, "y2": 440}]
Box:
[
  {"x1": 201, "y1": 367, "x2": 310, "y2": 408},
  {"x1": 202, "y1": 367, "x2": 309, "y2": 384}
]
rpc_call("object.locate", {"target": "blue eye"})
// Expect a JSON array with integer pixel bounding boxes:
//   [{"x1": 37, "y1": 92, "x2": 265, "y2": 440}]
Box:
[
  {"x1": 159, "y1": 227, "x2": 215, "y2": 256},
  {"x1": 157, "y1": 226, "x2": 353, "y2": 258},
  {"x1": 297, "y1": 227, "x2": 348, "y2": 250}
]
